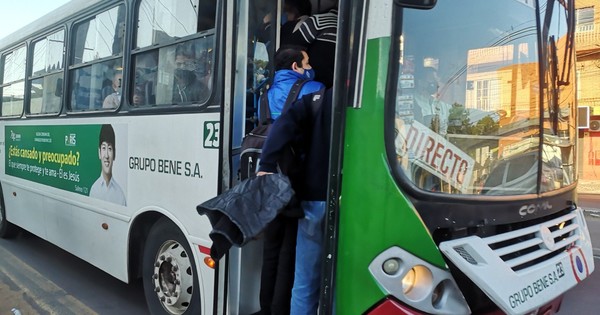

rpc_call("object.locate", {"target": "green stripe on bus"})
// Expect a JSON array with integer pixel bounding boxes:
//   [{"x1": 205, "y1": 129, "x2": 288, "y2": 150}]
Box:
[{"x1": 336, "y1": 36, "x2": 447, "y2": 313}]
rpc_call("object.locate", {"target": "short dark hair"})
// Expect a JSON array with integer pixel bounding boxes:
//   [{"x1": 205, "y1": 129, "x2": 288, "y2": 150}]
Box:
[
  {"x1": 285, "y1": 0, "x2": 312, "y2": 16},
  {"x1": 175, "y1": 43, "x2": 195, "y2": 59},
  {"x1": 99, "y1": 124, "x2": 116, "y2": 158},
  {"x1": 274, "y1": 47, "x2": 305, "y2": 71}
]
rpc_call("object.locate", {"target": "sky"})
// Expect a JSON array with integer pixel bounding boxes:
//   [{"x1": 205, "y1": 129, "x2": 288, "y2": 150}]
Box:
[{"x1": 0, "y1": 0, "x2": 71, "y2": 41}]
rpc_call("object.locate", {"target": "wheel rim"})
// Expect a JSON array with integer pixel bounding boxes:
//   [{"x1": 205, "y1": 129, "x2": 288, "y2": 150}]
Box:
[{"x1": 152, "y1": 240, "x2": 194, "y2": 314}]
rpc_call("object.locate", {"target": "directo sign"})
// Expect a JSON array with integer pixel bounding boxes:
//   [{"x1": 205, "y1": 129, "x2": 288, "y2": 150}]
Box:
[{"x1": 397, "y1": 121, "x2": 474, "y2": 192}]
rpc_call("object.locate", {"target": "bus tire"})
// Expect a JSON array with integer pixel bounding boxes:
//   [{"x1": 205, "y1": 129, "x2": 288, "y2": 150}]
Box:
[
  {"x1": 0, "y1": 187, "x2": 19, "y2": 239},
  {"x1": 143, "y1": 218, "x2": 201, "y2": 315}
]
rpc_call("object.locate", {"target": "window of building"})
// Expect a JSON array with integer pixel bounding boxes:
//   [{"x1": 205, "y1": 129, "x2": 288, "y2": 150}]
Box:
[
  {"x1": 576, "y1": 7, "x2": 594, "y2": 32},
  {"x1": 0, "y1": 46, "x2": 27, "y2": 117},
  {"x1": 30, "y1": 30, "x2": 65, "y2": 115},
  {"x1": 475, "y1": 79, "x2": 500, "y2": 111},
  {"x1": 69, "y1": 5, "x2": 125, "y2": 111}
]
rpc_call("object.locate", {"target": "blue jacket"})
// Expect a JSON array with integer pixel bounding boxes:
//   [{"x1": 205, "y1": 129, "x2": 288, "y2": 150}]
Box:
[{"x1": 264, "y1": 69, "x2": 324, "y2": 120}]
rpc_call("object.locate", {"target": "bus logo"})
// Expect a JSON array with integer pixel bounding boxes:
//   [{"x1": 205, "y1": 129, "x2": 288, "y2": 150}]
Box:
[
  {"x1": 518, "y1": 201, "x2": 552, "y2": 216},
  {"x1": 10, "y1": 130, "x2": 21, "y2": 142},
  {"x1": 539, "y1": 226, "x2": 555, "y2": 250},
  {"x1": 65, "y1": 134, "x2": 77, "y2": 146}
]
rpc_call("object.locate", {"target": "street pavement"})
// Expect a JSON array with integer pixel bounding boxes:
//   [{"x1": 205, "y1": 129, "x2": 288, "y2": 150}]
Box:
[
  {"x1": 578, "y1": 194, "x2": 600, "y2": 257},
  {"x1": 578, "y1": 193, "x2": 600, "y2": 212}
]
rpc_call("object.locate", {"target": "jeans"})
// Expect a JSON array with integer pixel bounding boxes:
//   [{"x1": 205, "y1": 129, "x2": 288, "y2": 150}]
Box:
[{"x1": 290, "y1": 200, "x2": 326, "y2": 315}]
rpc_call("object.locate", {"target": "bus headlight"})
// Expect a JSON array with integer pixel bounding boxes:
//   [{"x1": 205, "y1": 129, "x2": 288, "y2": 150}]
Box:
[
  {"x1": 402, "y1": 268, "x2": 416, "y2": 293},
  {"x1": 369, "y1": 247, "x2": 470, "y2": 315},
  {"x1": 401, "y1": 265, "x2": 433, "y2": 300}
]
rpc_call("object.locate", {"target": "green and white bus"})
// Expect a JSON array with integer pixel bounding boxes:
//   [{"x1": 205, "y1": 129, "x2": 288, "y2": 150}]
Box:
[{"x1": 0, "y1": 0, "x2": 593, "y2": 314}]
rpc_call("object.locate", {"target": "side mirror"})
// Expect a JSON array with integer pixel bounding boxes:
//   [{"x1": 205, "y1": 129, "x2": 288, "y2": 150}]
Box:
[
  {"x1": 55, "y1": 78, "x2": 63, "y2": 97},
  {"x1": 394, "y1": 0, "x2": 437, "y2": 9}
]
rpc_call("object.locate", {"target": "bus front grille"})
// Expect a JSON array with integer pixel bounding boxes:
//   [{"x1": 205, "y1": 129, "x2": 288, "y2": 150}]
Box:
[{"x1": 476, "y1": 212, "x2": 579, "y2": 271}]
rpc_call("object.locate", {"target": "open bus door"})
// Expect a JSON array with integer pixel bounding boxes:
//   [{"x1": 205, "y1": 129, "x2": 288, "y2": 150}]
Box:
[{"x1": 218, "y1": 0, "x2": 281, "y2": 313}]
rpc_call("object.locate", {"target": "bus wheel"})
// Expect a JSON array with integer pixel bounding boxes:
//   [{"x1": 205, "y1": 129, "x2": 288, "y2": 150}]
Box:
[
  {"x1": 143, "y1": 218, "x2": 200, "y2": 315},
  {"x1": 0, "y1": 188, "x2": 19, "y2": 238}
]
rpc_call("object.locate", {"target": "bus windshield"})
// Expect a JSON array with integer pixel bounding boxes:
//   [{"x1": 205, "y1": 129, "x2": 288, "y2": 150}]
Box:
[{"x1": 391, "y1": 0, "x2": 576, "y2": 196}]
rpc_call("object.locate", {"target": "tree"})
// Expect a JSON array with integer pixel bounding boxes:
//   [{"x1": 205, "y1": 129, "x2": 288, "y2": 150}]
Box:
[
  {"x1": 447, "y1": 102, "x2": 472, "y2": 134},
  {"x1": 472, "y1": 116, "x2": 499, "y2": 135}
]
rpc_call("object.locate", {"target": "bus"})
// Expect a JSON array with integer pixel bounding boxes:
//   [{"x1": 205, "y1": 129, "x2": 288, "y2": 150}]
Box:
[{"x1": 0, "y1": 0, "x2": 593, "y2": 314}]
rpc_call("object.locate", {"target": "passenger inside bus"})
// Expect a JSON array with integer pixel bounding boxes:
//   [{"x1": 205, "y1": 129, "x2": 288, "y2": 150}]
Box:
[
  {"x1": 257, "y1": 87, "x2": 334, "y2": 315},
  {"x1": 280, "y1": 0, "x2": 312, "y2": 47},
  {"x1": 246, "y1": 0, "x2": 317, "y2": 133},
  {"x1": 172, "y1": 44, "x2": 209, "y2": 104},
  {"x1": 132, "y1": 51, "x2": 158, "y2": 106},
  {"x1": 284, "y1": 0, "x2": 338, "y2": 88},
  {"x1": 102, "y1": 71, "x2": 123, "y2": 109},
  {"x1": 413, "y1": 64, "x2": 450, "y2": 136},
  {"x1": 132, "y1": 85, "x2": 146, "y2": 106},
  {"x1": 251, "y1": 46, "x2": 324, "y2": 315}
]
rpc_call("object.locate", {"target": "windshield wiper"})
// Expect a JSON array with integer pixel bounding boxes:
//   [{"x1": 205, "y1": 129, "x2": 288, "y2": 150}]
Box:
[
  {"x1": 548, "y1": 36, "x2": 559, "y2": 134},
  {"x1": 558, "y1": 0, "x2": 574, "y2": 86}
]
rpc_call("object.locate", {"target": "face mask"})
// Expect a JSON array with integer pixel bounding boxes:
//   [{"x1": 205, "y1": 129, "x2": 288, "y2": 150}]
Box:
[
  {"x1": 175, "y1": 69, "x2": 196, "y2": 83},
  {"x1": 426, "y1": 81, "x2": 438, "y2": 95},
  {"x1": 303, "y1": 68, "x2": 316, "y2": 80}
]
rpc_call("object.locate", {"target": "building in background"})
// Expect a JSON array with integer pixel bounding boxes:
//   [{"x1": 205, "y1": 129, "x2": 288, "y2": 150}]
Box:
[{"x1": 576, "y1": 0, "x2": 600, "y2": 193}]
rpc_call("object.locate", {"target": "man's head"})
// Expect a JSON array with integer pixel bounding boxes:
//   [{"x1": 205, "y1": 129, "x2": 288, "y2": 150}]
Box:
[
  {"x1": 274, "y1": 47, "x2": 314, "y2": 79},
  {"x1": 98, "y1": 124, "x2": 116, "y2": 178},
  {"x1": 416, "y1": 66, "x2": 440, "y2": 96},
  {"x1": 284, "y1": 0, "x2": 312, "y2": 22},
  {"x1": 133, "y1": 85, "x2": 145, "y2": 106},
  {"x1": 174, "y1": 45, "x2": 197, "y2": 83},
  {"x1": 112, "y1": 72, "x2": 123, "y2": 91}
]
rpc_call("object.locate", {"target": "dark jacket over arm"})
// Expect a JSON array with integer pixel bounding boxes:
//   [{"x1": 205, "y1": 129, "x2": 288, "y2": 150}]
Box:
[
  {"x1": 258, "y1": 89, "x2": 332, "y2": 201},
  {"x1": 196, "y1": 174, "x2": 294, "y2": 260}
]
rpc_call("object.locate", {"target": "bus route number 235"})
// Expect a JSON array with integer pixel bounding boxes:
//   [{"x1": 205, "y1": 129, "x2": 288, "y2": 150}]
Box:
[{"x1": 204, "y1": 121, "x2": 220, "y2": 149}]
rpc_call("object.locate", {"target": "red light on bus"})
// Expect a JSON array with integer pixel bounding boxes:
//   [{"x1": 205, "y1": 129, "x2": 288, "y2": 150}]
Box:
[{"x1": 366, "y1": 297, "x2": 425, "y2": 315}]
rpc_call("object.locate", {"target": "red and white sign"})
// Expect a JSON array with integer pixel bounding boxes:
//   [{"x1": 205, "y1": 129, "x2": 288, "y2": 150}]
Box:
[
  {"x1": 569, "y1": 247, "x2": 590, "y2": 282},
  {"x1": 397, "y1": 121, "x2": 474, "y2": 192}
]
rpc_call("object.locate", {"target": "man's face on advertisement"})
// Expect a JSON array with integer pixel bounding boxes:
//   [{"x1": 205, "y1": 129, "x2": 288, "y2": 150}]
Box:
[{"x1": 98, "y1": 141, "x2": 114, "y2": 176}]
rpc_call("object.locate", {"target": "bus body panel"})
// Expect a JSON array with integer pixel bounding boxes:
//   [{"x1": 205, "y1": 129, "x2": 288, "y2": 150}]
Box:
[
  {"x1": 440, "y1": 207, "x2": 594, "y2": 314},
  {"x1": 0, "y1": 112, "x2": 220, "y2": 313},
  {"x1": 334, "y1": 0, "x2": 594, "y2": 314},
  {"x1": 336, "y1": 36, "x2": 447, "y2": 313}
]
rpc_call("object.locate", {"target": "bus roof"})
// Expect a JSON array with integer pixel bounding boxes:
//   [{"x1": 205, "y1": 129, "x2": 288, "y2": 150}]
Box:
[{"x1": 0, "y1": 0, "x2": 106, "y2": 51}]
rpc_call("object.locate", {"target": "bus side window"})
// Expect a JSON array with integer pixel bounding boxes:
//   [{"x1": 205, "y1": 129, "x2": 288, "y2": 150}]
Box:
[
  {"x1": 29, "y1": 30, "x2": 65, "y2": 115},
  {"x1": 69, "y1": 5, "x2": 125, "y2": 111},
  {"x1": 0, "y1": 46, "x2": 27, "y2": 117},
  {"x1": 133, "y1": 0, "x2": 216, "y2": 107}
]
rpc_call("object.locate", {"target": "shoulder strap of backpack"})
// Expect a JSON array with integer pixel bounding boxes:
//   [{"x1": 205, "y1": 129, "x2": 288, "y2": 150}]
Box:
[
  {"x1": 259, "y1": 78, "x2": 307, "y2": 126},
  {"x1": 258, "y1": 92, "x2": 271, "y2": 126},
  {"x1": 282, "y1": 78, "x2": 308, "y2": 113}
]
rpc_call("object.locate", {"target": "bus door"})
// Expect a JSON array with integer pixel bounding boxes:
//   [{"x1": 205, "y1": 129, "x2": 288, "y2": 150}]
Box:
[{"x1": 224, "y1": 0, "x2": 280, "y2": 313}]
